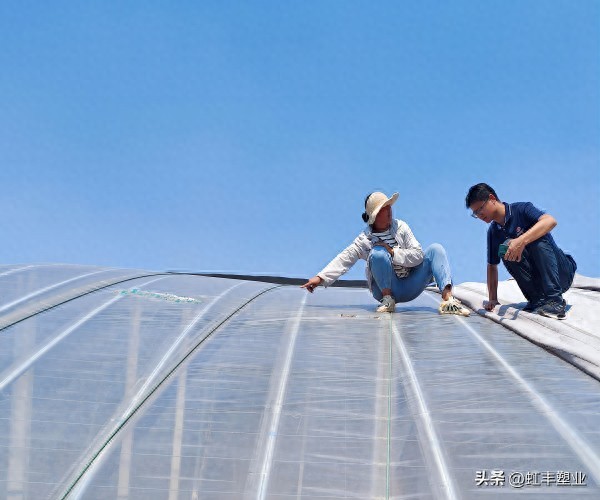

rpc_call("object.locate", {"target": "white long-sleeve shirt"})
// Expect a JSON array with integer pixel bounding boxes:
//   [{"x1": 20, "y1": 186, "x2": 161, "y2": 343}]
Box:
[{"x1": 317, "y1": 218, "x2": 424, "y2": 289}]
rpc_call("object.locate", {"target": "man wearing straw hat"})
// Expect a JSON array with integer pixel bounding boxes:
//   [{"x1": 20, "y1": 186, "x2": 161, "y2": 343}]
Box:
[{"x1": 301, "y1": 191, "x2": 470, "y2": 315}]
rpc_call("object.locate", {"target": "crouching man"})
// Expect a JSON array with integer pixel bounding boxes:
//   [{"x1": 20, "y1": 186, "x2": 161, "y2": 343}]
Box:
[{"x1": 465, "y1": 182, "x2": 577, "y2": 319}]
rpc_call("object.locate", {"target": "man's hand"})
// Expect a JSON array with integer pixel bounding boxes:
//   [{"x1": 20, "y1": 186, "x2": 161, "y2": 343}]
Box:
[
  {"x1": 503, "y1": 236, "x2": 525, "y2": 262},
  {"x1": 484, "y1": 299, "x2": 500, "y2": 311},
  {"x1": 373, "y1": 241, "x2": 394, "y2": 256},
  {"x1": 301, "y1": 276, "x2": 322, "y2": 293}
]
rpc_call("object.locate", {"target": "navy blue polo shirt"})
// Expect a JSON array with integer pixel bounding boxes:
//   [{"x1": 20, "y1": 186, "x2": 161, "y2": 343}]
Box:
[{"x1": 487, "y1": 202, "x2": 557, "y2": 265}]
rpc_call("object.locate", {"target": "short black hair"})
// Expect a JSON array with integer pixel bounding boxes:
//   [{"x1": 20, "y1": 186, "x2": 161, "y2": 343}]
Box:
[{"x1": 465, "y1": 183, "x2": 499, "y2": 208}]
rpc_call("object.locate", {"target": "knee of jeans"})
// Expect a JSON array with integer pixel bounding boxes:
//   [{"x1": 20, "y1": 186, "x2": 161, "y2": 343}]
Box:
[
  {"x1": 369, "y1": 246, "x2": 390, "y2": 261},
  {"x1": 425, "y1": 243, "x2": 445, "y2": 258},
  {"x1": 368, "y1": 248, "x2": 391, "y2": 269}
]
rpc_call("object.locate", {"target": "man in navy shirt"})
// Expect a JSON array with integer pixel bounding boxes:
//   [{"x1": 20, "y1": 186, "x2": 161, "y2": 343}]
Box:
[{"x1": 465, "y1": 183, "x2": 577, "y2": 319}]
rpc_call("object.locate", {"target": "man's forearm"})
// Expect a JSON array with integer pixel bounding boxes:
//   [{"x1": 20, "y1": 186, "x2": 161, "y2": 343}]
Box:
[
  {"x1": 520, "y1": 214, "x2": 557, "y2": 246},
  {"x1": 487, "y1": 264, "x2": 498, "y2": 300}
]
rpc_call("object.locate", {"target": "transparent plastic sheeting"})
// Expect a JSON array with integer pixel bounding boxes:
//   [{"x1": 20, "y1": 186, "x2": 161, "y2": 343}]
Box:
[{"x1": 0, "y1": 266, "x2": 599, "y2": 499}]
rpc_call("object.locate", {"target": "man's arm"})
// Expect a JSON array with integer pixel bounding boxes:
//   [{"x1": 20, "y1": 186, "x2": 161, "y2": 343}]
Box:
[
  {"x1": 485, "y1": 263, "x2": 500, "y2": 311},
  {"x1": 504, "y1": 214, "x2": 557, "y2": 262}
]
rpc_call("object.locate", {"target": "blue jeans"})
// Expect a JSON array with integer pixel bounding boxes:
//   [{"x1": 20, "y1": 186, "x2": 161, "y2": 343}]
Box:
[
  {"x1": 369, "y1": 243, "x2": 453, "y2": 303},
  {"x1": 503, "y1": 238, "x2": 576, "y2": 304}
]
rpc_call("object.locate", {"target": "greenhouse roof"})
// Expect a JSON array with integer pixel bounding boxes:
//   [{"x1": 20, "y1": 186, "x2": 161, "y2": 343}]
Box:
[{"x1": 1, "y1": 264, "x2": 599, "y2": 499}]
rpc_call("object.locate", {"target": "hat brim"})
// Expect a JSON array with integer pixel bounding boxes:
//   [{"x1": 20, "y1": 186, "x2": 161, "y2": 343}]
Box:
[{"x1": 367, "y1": 192, "x2": 399, "y2": 225}]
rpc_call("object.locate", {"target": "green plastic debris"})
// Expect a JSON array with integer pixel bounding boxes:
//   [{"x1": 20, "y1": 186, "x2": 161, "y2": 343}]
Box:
[{"x1": 116, "y1": 288, "x2": 202, "y2": 304}]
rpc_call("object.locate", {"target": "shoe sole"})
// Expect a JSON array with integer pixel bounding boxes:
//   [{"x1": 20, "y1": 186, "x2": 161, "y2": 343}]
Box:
[
  {"x1": 538, "y1": 310, "x2": 568, "y2": 320},
  {"x1": 439, "y1": 311, "x2": 470, "y2": 316}
]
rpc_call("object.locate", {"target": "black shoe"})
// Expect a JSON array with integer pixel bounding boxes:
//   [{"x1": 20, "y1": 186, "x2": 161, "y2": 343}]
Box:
[
  {"x1": 521, "y1": 300, "x2": 544, "y2": 313},
  {"x1": 538, "y1": 299, "x2": 567, "y2": 320},
  {"x1": 522, "y1": 301, "x2": 541, "y2": 313}
]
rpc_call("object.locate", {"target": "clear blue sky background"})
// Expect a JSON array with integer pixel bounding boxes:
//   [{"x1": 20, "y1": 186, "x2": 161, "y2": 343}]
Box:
[{"x1": 1, "y1": 1, "x2": 598, "y2": 284}]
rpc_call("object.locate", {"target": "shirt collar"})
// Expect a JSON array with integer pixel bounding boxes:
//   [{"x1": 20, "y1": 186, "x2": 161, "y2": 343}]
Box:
[
  {"x1": 503, "y1": 202, "x2": 512, "y2": 226},
  {"x1": 491, "y1": 202, "x2": 511, "y2": 230}
]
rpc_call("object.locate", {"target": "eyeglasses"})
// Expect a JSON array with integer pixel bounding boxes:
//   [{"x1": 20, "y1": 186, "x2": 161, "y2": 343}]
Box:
[{"x1": 471, "y1": 199, "x2": 489, "y2": 219}]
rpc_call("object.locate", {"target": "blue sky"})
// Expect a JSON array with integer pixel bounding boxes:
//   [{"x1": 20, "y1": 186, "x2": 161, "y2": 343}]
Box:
[{"x1": 1, "y1": 1, "x2": 598, "y2": 284}]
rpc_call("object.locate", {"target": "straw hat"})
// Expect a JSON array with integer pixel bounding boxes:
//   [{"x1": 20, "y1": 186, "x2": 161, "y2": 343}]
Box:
[{"x1": 363, "y1": 192, "x2": 399, "y2": 225}]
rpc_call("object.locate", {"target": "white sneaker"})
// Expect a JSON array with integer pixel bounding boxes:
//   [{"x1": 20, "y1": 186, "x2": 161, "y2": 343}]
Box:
[
  {"x1": 376, "y1": 295, "x2": 396, "y2": 313},
  {"x1": 439, "y1": 297, "x2": 470, "y2": 316}
]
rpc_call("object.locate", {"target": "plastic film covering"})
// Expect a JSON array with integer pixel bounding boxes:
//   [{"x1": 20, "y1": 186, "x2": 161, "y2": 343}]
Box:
[
  {"x1": 453, "y1": 278, "x2": 600, "y2": 380},
  {"x1": 0, "y1": 264, "x2": 165, "y2": 331},
  {"x1": 0, "y1": 265, "x2": 599, "y2": 499}
]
